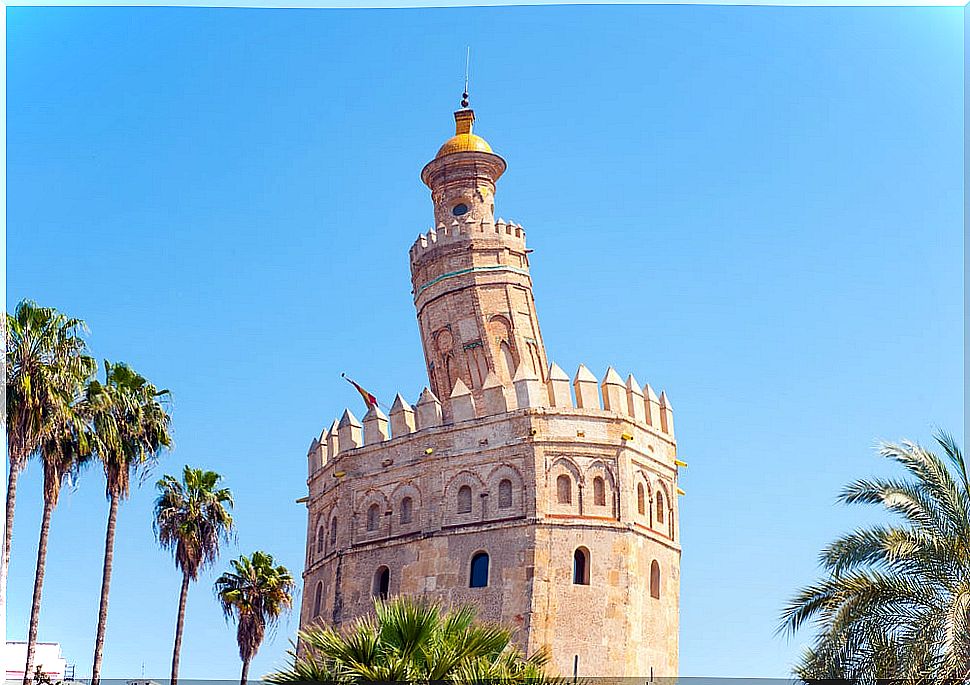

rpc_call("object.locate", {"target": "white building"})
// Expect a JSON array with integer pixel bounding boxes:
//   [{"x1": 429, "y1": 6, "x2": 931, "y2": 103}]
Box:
[{"x1": 5, "y1": 642, "x2": 67, "y2": 683}]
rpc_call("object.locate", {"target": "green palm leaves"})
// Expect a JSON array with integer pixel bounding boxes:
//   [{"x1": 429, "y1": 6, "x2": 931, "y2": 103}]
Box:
[
  {"x1": 6, "y1": 299, "x2": 94, "y2": 466},
  {"x1": 88, "y1": 360, "x2": 172, "y2": 499},
  {"x1": 267, "y1": 596, "x2": 557, "y2": 684},
  {"x1": 155, "y1": 466, "x2": 235, "y2": 685},
  {"x1": 215, "y1": 551, "x2": 295, "y2": 685},
  {"x1": 155, "y1": 466, "x2": 235, "y2": 581},
  {"x1": 780, "y1": 432, "x2": 970, "y2": 681}
]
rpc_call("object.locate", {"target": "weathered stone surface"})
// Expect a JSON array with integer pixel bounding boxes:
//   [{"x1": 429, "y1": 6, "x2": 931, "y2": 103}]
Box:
[{"x1": 389, "y1": 393, "x2": 416, "y2": 437}]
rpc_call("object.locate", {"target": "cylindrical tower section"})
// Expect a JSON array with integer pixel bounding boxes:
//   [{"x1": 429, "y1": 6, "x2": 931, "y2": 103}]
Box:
[{"x1": 411, "y1": 108, "x2": 548, "y2": 408}]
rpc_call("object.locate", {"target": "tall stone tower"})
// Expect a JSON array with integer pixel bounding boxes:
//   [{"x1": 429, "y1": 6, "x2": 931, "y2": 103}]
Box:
[{"x1": 300, "y1": 100, "x2": 682, "y2": 677}]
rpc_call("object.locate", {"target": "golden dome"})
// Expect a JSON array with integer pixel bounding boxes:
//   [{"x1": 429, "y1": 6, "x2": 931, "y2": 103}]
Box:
[
  {"x1": 436, "y1": 132, "x2": 492, "y2": 157},
  {"x1": 434, "y1": 108, "x2": 494, "y2": 159}
]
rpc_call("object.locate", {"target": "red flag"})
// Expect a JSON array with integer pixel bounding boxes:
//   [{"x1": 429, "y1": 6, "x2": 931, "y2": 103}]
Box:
[{"x1": 341, "y1": 373, "x2": 379, "y2": 409}]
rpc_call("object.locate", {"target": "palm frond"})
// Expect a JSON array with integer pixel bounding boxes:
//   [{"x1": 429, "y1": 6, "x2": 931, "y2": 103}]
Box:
[
  {"x1": 154, "y1": 465, "x2": 234, "y2": 580},
  {"x1": 782, "y1": 433, "x2": 970, "y2": 680},
  {"x1": 266, "y1": 596, "x2": 552, "y2": 684}
]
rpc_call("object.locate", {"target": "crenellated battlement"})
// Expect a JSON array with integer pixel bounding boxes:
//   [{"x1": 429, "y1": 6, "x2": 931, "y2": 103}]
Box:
[
  {"x1": 408, "y1": 217, "x2": 526, "y2": 260},
  {"x1": 306, "y1": 363, "x2": 674, "y2": 476}
]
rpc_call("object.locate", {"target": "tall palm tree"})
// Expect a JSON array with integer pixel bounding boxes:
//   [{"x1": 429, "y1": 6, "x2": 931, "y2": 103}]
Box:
[
  {"x1": 266, "y1": 596, "x2": 557, "y2": 684},
  {"x1": 155, "y1": 466, "x2": 234, "y2": 685},
  {"x1": 23, "y1": 403, "x2": 95, "y2": 685},
  {"x1": 88, "y1": 361, "x2": 172, "y2": 685},
  {"x1": 4, "y1": 300, "x2": 92, "y2": 635},
  {"x1": 779, "y1": 431, "x2": 970, "y2": 682},
  {"x1": 215, "y1": 551, "x2": 295, "y2": 685}
]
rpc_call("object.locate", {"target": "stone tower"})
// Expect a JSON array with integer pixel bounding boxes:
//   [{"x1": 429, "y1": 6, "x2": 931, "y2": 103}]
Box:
[{"x1": 300, "y1": 101, "x2": 682, "y2": 677}]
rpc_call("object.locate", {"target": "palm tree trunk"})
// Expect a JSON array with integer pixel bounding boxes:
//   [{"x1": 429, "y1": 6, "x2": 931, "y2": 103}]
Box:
[
  {"x1": 1, "y1": 464, "x2": 22, "y2": 647},
  {"x1": 91, "y1": 492, "x2": 120, "y2": 685},
  {"x1": 170, "y1": 571, "x2": 191, "y2": 685},
  {"x1": 23, "y1": 493, "x2": 54, "y2": 685},
  {"x1": 240, "y1": 658, "x2": 250, "y2": 685}
]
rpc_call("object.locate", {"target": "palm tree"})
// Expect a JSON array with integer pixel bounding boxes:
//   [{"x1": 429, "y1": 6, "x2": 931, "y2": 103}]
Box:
[
  {"x1": 215, "y1": 551, "x2": 296, "y2": 685},
  {"x1": 23, "y1": 401, "x2": 95, "y2": 684},
  {"x1": 779, "y1": 431, "x2": 970, "y2": 682},
  {"x1": 4, "y1": 300, "x2": 92, "y2": 635},
  {"x1": 154, "y1": 466, "x2": 234, "y2": 685},
  {"x1": 88, "y1": 361, "x2": 173, "y2": 685},
  {"x1": 266, "y1": 596, "x2": 557, "y2": 684}
]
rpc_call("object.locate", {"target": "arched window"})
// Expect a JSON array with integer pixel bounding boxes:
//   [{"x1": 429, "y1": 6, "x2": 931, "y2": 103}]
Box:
[
  {"x1": 527, "y1": 342, "x2": 542, "y2": 379},
  {"x1": 468, "y1": 347, "x2": 488, "y2": 389},
  {"x1": 656, "y1": 491, "x2": 665, "y2": 524},
  {"x1": 367, "y1": 503, "x2": 380, "y2": 532},
  {"x1": 312, "y1": 581, "x2": 323, "y2": 616},
  {"x1": 499, "y1": 341, "x2": 516, "y2": 380},
  {"x1": 650, "y1": 560, "x2": 661, "y2": 599},
  {"x1": 329, "y1": 517, "x2": 338, "y2": 546},
  {"x1": 469, "y1": 552, "x2": 489, "y2": 588},
  {"x1": 316, "y1": 526, "x2": 325, "y2": 554},
  {"x1": 444, "y1": 354, "x2": 456, "y2": 393},
  {"x1": 488, "y1": 316, "x2": 517, "y2": 380},
  {"x1": 573, "y1": 547, "x2": 590, "y2": 585},
  {"x1": 457, "y1": 485, "x2": 472, "y2": 514},
  {"x1": 373, "y1": 566, "x2": 390, "y2": 599},
  {"x1": 637, "y1": 483, "x2": 645, "y2": 515},
  {"x1": 556, "y1": 474, "x2": 572, "y2": 504},
  {"x1": 400, "y1": 497, "x2": 413, "y2": 525},
  {"x1": 593, "y1": 477, "x2": 605, "y2": 506},
  {"x1": 498, "y1": 479, "x2": 513, "y2": 509}
]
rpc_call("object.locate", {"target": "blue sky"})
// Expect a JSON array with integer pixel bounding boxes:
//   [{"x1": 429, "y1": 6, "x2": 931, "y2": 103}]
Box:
[{"x1": 6, "y1": 4, "x2": 964, "y2": 680}]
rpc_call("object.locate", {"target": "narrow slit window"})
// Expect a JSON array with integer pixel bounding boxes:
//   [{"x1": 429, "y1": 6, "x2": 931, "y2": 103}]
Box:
[
  {"x1": 557, "y1": 474, "x2": 572, "y2": 504},
  {"x1": 650, "y1": 560, "x2": 661, "y2": 599},
  {"x1": 400, "y1": 496, "x2": 413, "y2": 525},
  {"x1": 312, "y1": 581, "x2": 323, "y2": 616},
  {"x1": 367, "y1": 503, "x2": 381, "y2": 531},
  {"x1": 457, "y1": 485, "x2": 473, "y2": 514},
  {"x1": 573, "y1": 547, "x2": 590, "y2": 585},
  {"x1": 498, "y1": 479, "x2": 513, "y2": 509}
]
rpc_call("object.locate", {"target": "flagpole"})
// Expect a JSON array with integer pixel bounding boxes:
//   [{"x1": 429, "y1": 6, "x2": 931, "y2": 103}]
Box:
[{"x1": 340, "y1": 373, "x2": 392, "y2": 413}]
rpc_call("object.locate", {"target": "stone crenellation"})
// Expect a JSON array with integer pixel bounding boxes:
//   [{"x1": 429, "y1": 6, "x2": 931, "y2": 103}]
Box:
[
  {"x1": 408, "y1": 217, "x2": 526, "y2": 259},
  {"x1": 306, "y1": 364, "x2": 675, "y2": 475}
]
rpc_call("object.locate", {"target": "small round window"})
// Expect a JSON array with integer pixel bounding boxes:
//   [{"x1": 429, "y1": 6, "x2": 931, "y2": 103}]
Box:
[{"x1": 452, "y1": 203, "x2": 469, "y2": 217}]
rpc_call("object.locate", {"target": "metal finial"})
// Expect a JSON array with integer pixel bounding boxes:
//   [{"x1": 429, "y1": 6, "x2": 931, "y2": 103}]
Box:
[{"x1": 460, "y1": 46, "x2": 470, "y2": 109}]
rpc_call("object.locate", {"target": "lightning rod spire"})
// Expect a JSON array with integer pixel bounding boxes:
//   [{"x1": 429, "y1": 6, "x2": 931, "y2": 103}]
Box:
[{"x1": 461, "y1": 46, "x2": 470, "y2": 109}]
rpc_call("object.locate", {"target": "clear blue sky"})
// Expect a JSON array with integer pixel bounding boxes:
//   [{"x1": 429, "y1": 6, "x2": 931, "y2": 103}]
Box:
[{"x1": 6, "y1": 4, "x2": 964, "y2": 679}]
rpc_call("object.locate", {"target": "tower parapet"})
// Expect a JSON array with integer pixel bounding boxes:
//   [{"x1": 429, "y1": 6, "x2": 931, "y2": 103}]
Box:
[
  {"x1": 408, "y1": 218, "x2": 526, "y2": 261},
  {"x1": 306, "y1": 364, "x2": 676, "y2": 478}
]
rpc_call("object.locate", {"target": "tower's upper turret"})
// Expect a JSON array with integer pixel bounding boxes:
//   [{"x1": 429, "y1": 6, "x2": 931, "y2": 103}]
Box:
[
  {"x1": 421, "y1": 107, "x2": 506, "y2": 229},
  {"x1": 411, "y1": 104, "x2": 546, "y2": 408}
]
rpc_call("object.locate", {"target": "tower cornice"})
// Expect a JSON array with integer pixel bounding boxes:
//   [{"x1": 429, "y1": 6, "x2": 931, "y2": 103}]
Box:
[{"x1": 420, "y1": 150, "x2": 507, "y2": 191}]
